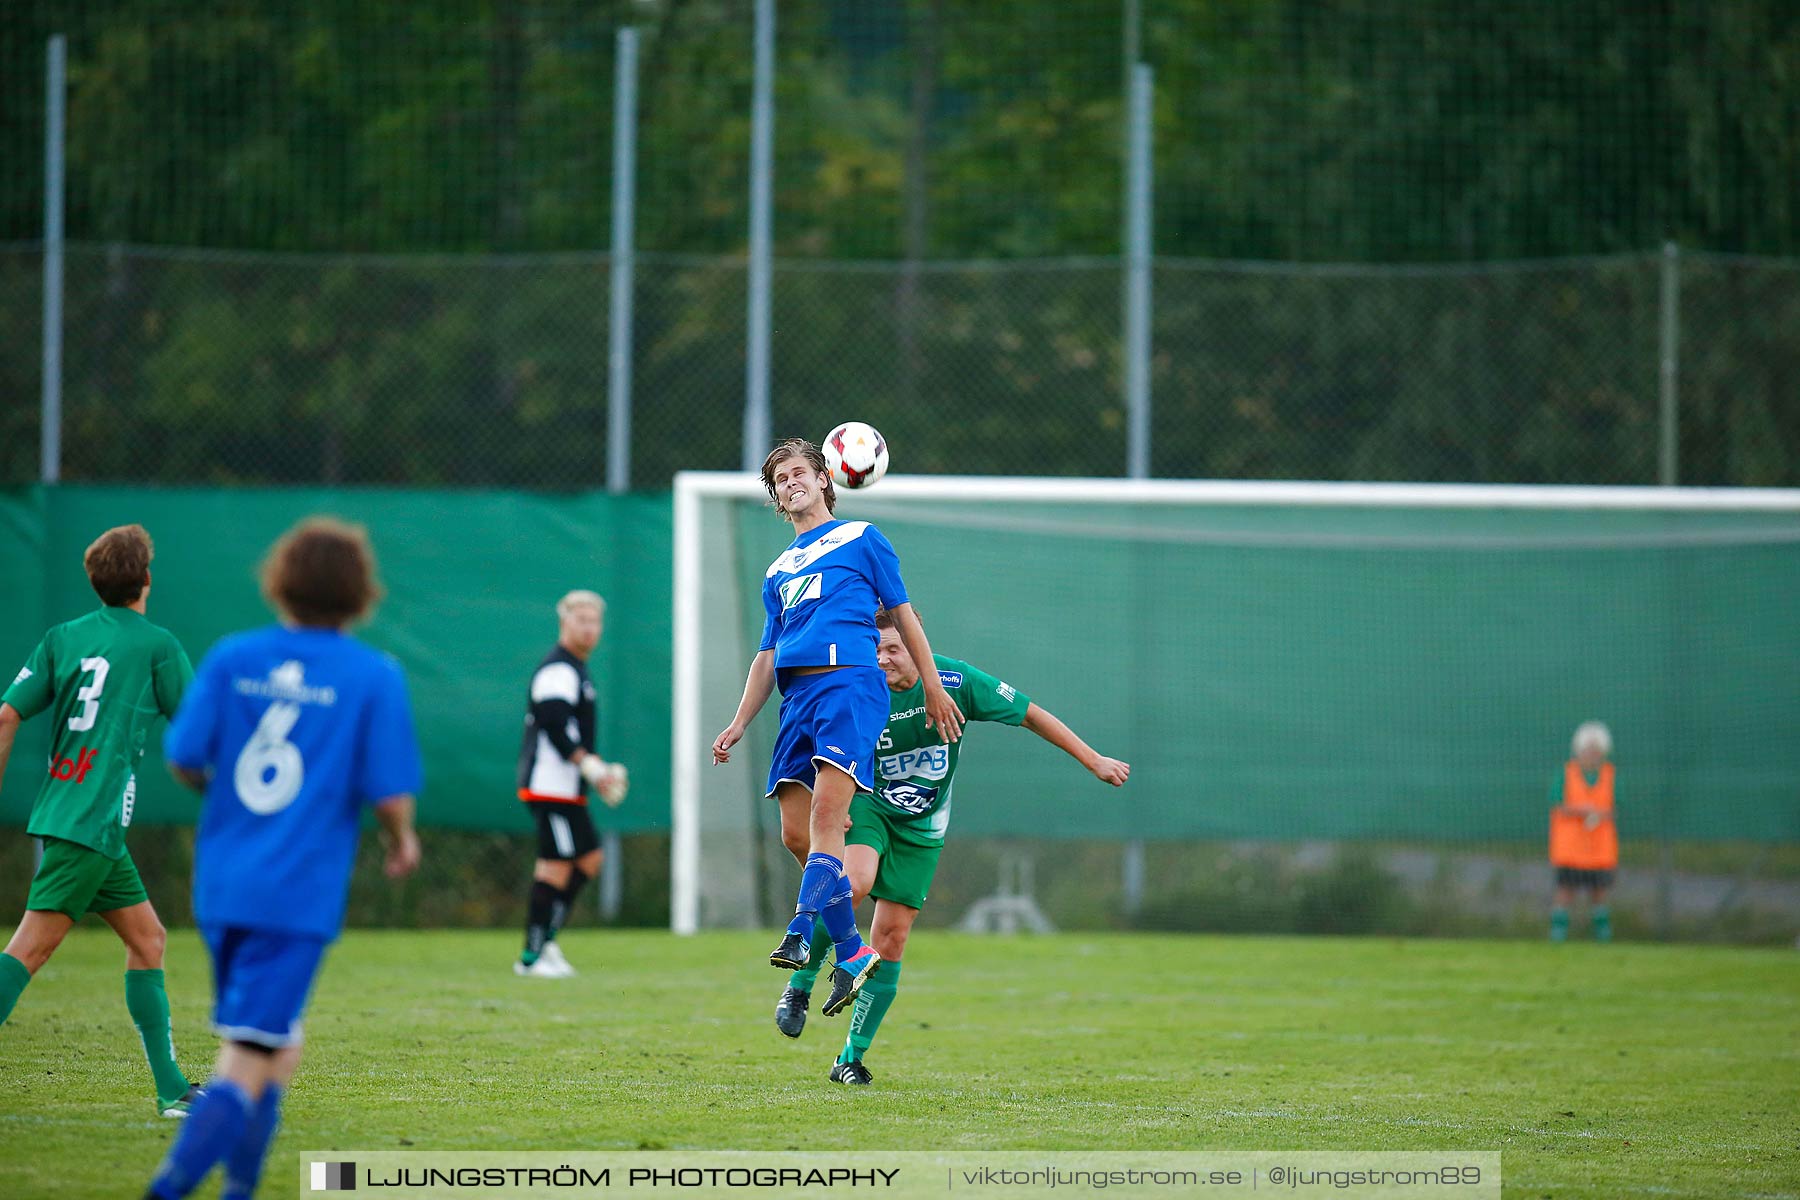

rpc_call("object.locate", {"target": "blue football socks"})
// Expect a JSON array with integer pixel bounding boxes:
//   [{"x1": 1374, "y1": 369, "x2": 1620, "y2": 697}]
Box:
[
  {"x1": 148, "y1": 1078, "x2": 252, "y2": 1199},
  {"x1": 820, "y1": 871, "x2": 865, "y2": 961},
  {"x1": 789, "y1": 853, "x2": 844, "y2": 937},
  {"x1": 220, "y1": 1083, "x2": 284, "y2": 1200}
]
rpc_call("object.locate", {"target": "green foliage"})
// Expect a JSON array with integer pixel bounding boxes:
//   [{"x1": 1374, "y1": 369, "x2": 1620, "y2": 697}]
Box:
[
  {"x1": 2, "y1": 3, "x2": 1797, "y2": 488},
  {"x1": 1129, "y1": 847, "x2": 1299, "y2": 934},
  {"x1": 0, "y1": 825, "x2": 671, "y2": 932},
  {"x1": 2, "y1": 929, "x2": 1796, "y2": 1198},
  {"x1": 1122, "y1": 848, "x2": 1414, "y2": 937},
  {"x1": 10, "y1": 242, "x2": 1796, "y2": 488},
  {"x1": 9, "y1": 830, "x2": 1791, "y2": 944},
  {"x1": 6, "y1": 1, "x2": 1797, "y2": 258},
  {"x1": 1292, "y1": 849, "x2": 1409, "y2": 935}
]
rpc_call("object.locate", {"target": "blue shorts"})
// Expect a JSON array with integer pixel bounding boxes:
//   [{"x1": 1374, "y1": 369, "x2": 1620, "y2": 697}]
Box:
[
  {"x1": 201, "y1": 925, "x2": 329, "y2": 1049},
  {"x1": 766, "y1": 666, "x2": 889, "y2": 797}
]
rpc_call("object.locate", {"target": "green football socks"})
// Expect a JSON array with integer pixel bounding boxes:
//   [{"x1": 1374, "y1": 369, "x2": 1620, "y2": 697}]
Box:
[
  {"x1": 1549, "y1": 908, "x2": 1570, "y2": 942},
  {"x1": 125, "y1": 968, "x2": 191, "y2": 1106},
  {"x1": 1592, "y1": 906, "x2": 1612, "y2": 942},
  {"x1": 841, "y1": 959, "x2": 901, "y2": 1064},
  {"x1": 0, "y1": 952, "x2": 29, "y2": 1024},
  {"x1": 787, "y1": 917, "x2": 831, "y2": 992}
]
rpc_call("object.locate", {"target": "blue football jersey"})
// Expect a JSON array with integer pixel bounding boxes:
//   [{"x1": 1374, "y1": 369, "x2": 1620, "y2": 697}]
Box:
[
  {"x1": 165, "y1": 625, "x2": 422, "y2": 940},
  {"x1": 759, "y1": 519, "x2": 908, "y2": 676}
]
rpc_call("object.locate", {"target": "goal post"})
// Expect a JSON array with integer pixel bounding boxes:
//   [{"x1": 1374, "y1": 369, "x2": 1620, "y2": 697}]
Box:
[{"x1": 670, "y1": 471, "x2": 1800, "y2": 934}]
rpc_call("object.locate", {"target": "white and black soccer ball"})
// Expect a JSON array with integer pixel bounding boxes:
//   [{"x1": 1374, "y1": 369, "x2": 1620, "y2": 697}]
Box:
[{"x1": 823, "y1": 421, "x2": 890, "y2": 490}]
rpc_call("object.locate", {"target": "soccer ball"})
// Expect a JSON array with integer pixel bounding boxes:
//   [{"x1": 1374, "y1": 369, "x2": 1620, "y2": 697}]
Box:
[{"x1": 823, "y1": 421, "x2": 890, "y2": 490}]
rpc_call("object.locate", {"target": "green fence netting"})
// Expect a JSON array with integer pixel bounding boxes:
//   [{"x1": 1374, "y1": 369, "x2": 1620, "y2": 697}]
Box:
[{"x1": 0, "y1": 486, "x2": 672, "y2": 835}]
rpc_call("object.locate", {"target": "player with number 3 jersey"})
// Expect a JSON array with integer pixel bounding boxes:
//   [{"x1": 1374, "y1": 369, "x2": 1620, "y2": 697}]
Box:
[
  {"x1": 145, "y1": 518, "x2": 421, "y2": 1200},
  {"x1": 0, "y1": 524, "x2": 202, "y2": 1118}
]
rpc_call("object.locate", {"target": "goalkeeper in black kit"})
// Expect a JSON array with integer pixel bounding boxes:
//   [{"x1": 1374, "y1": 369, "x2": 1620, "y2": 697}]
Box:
[{"x1": 513, "y1": 590, "x2": 627, "y2": 978}]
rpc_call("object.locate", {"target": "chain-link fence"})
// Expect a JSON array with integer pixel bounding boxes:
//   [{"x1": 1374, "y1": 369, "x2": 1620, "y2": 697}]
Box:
[
  {"x1": 6, "y1": 3, "x2": 1797, "y2": 261},
  {"x1": 5, "y1": 243, "x2": 1798, "y2": 488},
  {"x1": 6, "y1": 4, "x2": 1797, "y2": 488}
]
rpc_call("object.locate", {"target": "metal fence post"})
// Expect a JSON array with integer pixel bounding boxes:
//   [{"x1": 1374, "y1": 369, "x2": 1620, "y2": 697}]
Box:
[
  {"x1": 1119, "y1": 0, "x2": 1141, "y2": 343},
  {"x1": 600, "y1": 829, "x2": 623, "y2": 922},
  {"x1": 1121, "y1": 838, "x2": 1145, "y2": 919},
  {"x1": 604, "y1": 31, "x2": 640, "y2": 902},
  {"x1": 41, "y1": 34, "x2": 66, "y2": 486},
  {"x1": 1121, "y1": 60, "x2": 1153, "y2": 915},
  {"x1": 1123, "y1": 63, "x2": 1153, "y2": 480},
  {"x1": 1658, "y1": 241, "x2": 1680, "y2": 488},
  {"x1": 741, "y1": 0, "x2": 775, "y2": 471},
  {"x1": 1656, "y1": 241, "x2": 1681, "y2": 940},
  {"x1": 606, "y1": 28, "x2": 640, "y2": 495}
]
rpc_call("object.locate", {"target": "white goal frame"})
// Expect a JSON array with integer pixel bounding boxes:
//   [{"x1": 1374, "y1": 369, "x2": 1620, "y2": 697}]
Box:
[{"x1": 670, "y1": 470, "x2": 1800, "y2": 933}]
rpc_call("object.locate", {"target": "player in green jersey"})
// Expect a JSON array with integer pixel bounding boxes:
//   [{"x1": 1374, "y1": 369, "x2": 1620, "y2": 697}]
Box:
[
  {"x1": 775, "y1": 607, "x2": 1130, "y2": 1084},
  {"x1": 0, "y1": 524, "x2": 202, "y2": 1117}
]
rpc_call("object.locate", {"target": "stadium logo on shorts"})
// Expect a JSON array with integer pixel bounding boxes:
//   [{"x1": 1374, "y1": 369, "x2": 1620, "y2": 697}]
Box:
[{"x1": 310, "y1": 1162, "x2": 356, "y2": 1191}]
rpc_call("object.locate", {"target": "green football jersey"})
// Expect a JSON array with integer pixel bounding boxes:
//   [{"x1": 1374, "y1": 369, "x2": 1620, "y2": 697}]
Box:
[
  {"x1": 2, "y1": 607, "x2": 193, "y2": 859},
  {"x1": 869, "y1": 654, "x2": 1030, "y2": 845}
]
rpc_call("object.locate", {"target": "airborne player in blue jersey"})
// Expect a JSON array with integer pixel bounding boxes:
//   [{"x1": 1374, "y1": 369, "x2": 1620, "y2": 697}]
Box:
[
  {"x1": 143, "y1": 518, "x2": 422, "y2": 1200},
  {"x1": 713, "y1": 437, "x2": 964, "y2": 1020}
]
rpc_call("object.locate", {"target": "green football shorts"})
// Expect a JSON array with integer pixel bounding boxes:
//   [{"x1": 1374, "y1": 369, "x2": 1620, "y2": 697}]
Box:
[
  {"x1": 846, "y1": 795, "x2": 943, "y2": 910},
  {"x1": 26, "y1": 836, "x2": 149, "y2": 918}
]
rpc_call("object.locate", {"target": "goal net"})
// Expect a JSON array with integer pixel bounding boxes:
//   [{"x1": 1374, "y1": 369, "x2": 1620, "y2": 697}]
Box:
[{"x1": 672, "y1": 474, "x2": 1800, "y2": 937}]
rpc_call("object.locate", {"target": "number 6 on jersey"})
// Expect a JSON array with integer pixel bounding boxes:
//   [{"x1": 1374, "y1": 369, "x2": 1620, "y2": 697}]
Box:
[{"x1": 233, "y1": 701, "x2": 305, "y2": 814}]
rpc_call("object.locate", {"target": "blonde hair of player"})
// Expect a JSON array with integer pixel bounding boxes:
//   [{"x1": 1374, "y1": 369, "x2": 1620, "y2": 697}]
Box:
[
  {"x1": 1570, "y1": 720, "x2": 1612, "y2": 763},
  {"x1": 557, "y1": 590, "x2": 605, "y2": 620},
  {"x1": 551, "y1": 590, "x2": 625, "y2": 806}
]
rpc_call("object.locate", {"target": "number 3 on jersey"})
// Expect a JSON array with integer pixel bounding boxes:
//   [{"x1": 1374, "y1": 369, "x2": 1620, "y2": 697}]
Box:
[
  {"x1": 234, "y1": 701, "x2": 305, "y2": 814},
  {"x1": 68, "y1": 657, "x2": 110, "y2": 731}
]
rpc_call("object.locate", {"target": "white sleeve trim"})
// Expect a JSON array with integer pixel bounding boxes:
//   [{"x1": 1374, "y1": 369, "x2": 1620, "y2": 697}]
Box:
[{"x1": 530, "y1": 661, "x2": 582, "y2": 704}]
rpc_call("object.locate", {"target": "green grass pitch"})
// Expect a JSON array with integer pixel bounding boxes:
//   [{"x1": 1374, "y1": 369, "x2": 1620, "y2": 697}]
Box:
[{"x1": 0, "y1": 929, "x2": 1794, "y2": 1198}]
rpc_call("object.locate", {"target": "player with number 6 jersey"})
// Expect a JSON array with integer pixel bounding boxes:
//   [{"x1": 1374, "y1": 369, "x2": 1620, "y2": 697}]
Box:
[
  {"x1": 166, "y1": 608, "x2": 420, "y2": 941},
  {"x1": 146, "y1": 517, "x2": 421, "y2": 1200},
  {"x1": 0, "y1": 523, "x2": 202, "y2": 1118}
]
